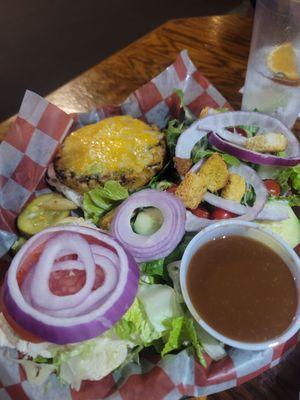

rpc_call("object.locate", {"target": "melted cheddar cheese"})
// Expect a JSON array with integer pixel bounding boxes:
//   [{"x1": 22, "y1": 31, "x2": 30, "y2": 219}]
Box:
[{"x1": 59, "y1": 116, "x2": 163, "y2": 174}]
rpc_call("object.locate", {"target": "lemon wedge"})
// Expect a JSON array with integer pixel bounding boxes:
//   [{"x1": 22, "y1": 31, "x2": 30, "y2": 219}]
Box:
[{"x1": 267, "y1": 42, "x2": 299, "y2": 81}]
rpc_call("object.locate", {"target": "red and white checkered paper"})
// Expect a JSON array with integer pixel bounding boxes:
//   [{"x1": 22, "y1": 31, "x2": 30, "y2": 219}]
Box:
[{"x1": 0, "y1": 50, "x2": 298, "y2": 400}]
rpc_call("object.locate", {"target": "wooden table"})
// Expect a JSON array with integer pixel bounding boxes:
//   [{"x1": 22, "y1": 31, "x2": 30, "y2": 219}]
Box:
[{"x1": 0, "y1": 14, "x2": 299, "y2": 400}]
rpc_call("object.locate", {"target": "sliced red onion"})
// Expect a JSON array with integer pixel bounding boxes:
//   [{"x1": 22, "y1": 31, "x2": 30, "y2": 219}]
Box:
[
  {"x1": 195, "y1": 111, "x2": 300, "y2": 158},
  {"x1": 52, "y1": 260, "x2": 84, "y2": 271},
  {"x1": 30, "y1": 233, "x2": 96, "y2": 311},
  {"x1": 175, "y1": 111, "x2": 300, "y2": 166},
  {"x1": 90, "y1": 244, "x2": 119, "y2": 266},
  {"x1": 110, "y1": 189, "x2": 186, "y2": 262},
  {"x1": 209, "y1": 132, "x2": 300, "y2": 166},
  {"x1": 185, "y1": 164, "x2": 268, "y2": 231},
  {"x1": 204, "y1": 192, "x2": 288, "y2": 221},
  {"x1": 3, "y1": 225, "x2": 139, "y2": 344},
  {"x1": 189, "y1": 159, "x2": 205, "y2": 173},
  {"x1": 38, "y1": 255, "x2": 118, "y2": 318},
  {"x1": 190, "y1": 160, "x2": 285, "y2": 221},
  {"x1": 175, "y1": 121, "x2": 209, "y2": 158},
  {"x1": 213, "y1": 128, "x2": 247, "y2": 146}
]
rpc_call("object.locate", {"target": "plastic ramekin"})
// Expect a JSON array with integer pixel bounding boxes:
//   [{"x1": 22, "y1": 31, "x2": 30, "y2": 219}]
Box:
[{"x1": 180, "y1": 220, "x2": 300, "y2": 351}]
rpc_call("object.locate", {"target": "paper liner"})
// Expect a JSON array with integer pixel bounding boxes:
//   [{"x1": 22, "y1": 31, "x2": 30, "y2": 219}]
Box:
[{"x1": 0, "y1": 50, "x2": 298, "y2": 399}]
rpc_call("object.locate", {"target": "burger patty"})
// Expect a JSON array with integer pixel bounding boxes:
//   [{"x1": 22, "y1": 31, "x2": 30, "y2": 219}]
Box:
[{"x1": 53, "y1": 116, "x2": 166, "y2": 193}]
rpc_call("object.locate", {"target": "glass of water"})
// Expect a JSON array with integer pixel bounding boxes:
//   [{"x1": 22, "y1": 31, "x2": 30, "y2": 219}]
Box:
[{"x1": 242, "y1": 0, "x2": 300, "y2": 128}]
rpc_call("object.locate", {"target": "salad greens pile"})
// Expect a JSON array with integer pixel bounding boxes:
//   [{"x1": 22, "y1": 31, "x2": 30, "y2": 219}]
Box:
[{"x1": 3, "y1": 89, "x2": 299, "y2": 390}]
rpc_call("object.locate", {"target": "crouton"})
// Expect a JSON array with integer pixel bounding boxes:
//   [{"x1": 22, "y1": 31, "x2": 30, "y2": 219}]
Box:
[
  {"x1": 173, "y1": 157, "x2": 193, "y2": 176},
  {"x1": 198, "y1": 153, "x2": 229, "y2": 192},
  {"x1": 245, "y1": 133, "x2": 287, "y2": 153},
  {"x1": 221, "y1": 173, "x2": 246, "y2": 202},
  {"x1": 175, "y1": 172, "x2": 207, "y2": 209}
]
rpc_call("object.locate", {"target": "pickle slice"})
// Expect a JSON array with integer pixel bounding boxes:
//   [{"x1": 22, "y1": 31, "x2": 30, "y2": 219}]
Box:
[{"x1": 17, "y1": 194, "x2": 77, "y2": 235}]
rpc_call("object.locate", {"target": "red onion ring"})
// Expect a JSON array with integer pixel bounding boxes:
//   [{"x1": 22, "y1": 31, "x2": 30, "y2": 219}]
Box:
[
  {"x1": 213, "y1": 128, "x2": 247, "y2": 146},
  {"x1": 52, "y1": 260, "x2": 84, "y2": 271},
  {"x1": 194, "y1": 111, "x2": 300, "y2": 158},
  {"x1": 190, "y1": 160, "x2": 285, "y2": 221},
  {"x1": 30, "y1": 233, "x2": 96, "y2": 311},
  {"x1": 90, "y1": 244, "x2": 119, "y2": 266},
  {"x1": 175, "y1": 111, "x2": 300, "y2": 166},
  {"x1": 175, "y1": 122, "x2": 209, "y2": 158},
  {"x1": 203, "y1": 192, "x2": 288, "y2": 221},
  {"x1": 37, "y1": 255, "x2": 118, "y2": 318},
  {"x1": 110, "y1": 189, "x2": 186, "y2": 262},
  {"x1": 209, "y1": 132, "x2": 300, "y2": 166},
  {"x1": 185, "y1": 164, "x2": 268, "y2": 231},
  {"x1": 3, "y1": 226, "x2": 139, "y2": 344}
]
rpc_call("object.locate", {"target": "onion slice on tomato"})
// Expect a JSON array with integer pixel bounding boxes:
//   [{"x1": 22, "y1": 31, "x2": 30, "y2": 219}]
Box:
[
  {"x1": 110, "y1": 189, "x2": 186, "y2": 262},
  {"x1": 2, "y1": 225, "x2": 139, "y2": 344},
  {"x1": 30, "y1": 233, "x2": 96, "y2": 311}
]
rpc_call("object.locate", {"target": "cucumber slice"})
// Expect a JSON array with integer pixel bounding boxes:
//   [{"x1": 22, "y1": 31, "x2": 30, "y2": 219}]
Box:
[
  {"x1": 133, "y1": 207, "x2": 164, "y2": 236},
  {"x1": 17, "y1": 194, "x2": 76, "y2": 235}
]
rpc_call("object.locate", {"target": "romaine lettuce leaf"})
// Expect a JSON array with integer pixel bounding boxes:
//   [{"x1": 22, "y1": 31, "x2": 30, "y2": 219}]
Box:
[
  {"x1": 83, "y1": 181, "x2": 128, "y2": 224},
  {"x1": 138, "y1": 283, "x2": 182, "y2": 332},
  {"x1": 114, "y1": 298, "x2": 160, "y2": 346},
  {"x1": 54, "y1": 335, "x2": 131, "y2": 390},
  {"x1": 277, "y1": 165, "x2": 300, "y2": 194},
  {"x1": 140, "y1": 259, "x2": 164, "y2": 278},
  {"x1": 161, "y1": 316, "x2": 206, "y2": 367}
]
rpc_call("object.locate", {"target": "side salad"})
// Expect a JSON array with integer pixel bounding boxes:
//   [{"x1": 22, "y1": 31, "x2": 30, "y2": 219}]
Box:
[{"x1": 1, "y1": 91, "x2": 300, "y2": 390}]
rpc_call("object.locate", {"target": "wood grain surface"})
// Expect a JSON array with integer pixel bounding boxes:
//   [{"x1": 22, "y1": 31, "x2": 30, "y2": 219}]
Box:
[{"x1": 0, "y1": 14, "x2": 299, "y2": 400}]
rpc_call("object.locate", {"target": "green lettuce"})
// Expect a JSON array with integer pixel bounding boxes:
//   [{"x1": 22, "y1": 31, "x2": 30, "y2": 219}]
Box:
[
  {"x1": 239, "y1": 125, "x2": 259, "y2": 138},
  {"x1": 162, "y1": 316, "x2": 206, "y2": 367},
  {"x1": 114, "y1": 298, "x2": 161, "y2": 346},
  {"x1": 165, "y1": 119, "x2": 186, "y2": 156},
  {"x1": 138, "y1": 283, "x2": 182, "y2": 333},
  {"x1": 83, "y1": 181, "x2": 128, "y2": 224},
  {"x1": 53, "y1": 335, "x2": 131, "y2": 390},
  {"x1": 276, "y1": 194, "x2": 300, "y2": 207},
  {"x1": 191, "y1": 137, "x2": 240, "y2": 166},
  {"x1": 140, "y1": 259, "x2": 164, "y2": 278},
  {"x1": 277, "y1": 165, "x2": 300, "y2": 194}
]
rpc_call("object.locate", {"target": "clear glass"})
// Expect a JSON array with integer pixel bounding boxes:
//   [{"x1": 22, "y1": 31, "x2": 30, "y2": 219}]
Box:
[{"x1": 242, "y1": 0, "x2": 300, "y2": 128}]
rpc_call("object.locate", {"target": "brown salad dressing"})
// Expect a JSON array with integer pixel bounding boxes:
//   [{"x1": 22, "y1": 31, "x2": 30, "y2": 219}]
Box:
[{"x1": 187, "y1": 235, "x2": 298, "y2": 342}]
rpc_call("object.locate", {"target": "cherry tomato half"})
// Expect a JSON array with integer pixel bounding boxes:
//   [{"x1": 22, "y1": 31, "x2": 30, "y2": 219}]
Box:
[
  {"x1": 190, "y1": 206, "x2": 210, "y2": 219},
  {"x1": 211, "y1": 208, "x2": 237, "y2": 220},
  {"x1": 166, "y1": 185, "x2": 178, "y2": 195},
  {"x1": 227, "y1": 126, "x2": 248, "y2": 137},
  {"x1": 263, "y1": 179, "x2": 281, "y2": 197}
]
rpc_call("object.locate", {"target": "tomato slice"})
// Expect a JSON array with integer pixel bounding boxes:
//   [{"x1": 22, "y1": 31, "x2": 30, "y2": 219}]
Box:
[
  {"x1": 190, "y1": 206, "x2": 210, "y2": 219},
  {"x1": 211, "y1": 208, "x2": 237, "y2": 220},
  {"x1": 0, "y1": 292, "x2": 43, "y2": 343},
  {"x1": 166, "y1": 185, "x2": 178, "y2": 195},
  {"x1": 263, "y1": 179, "x2": 281, "y2": 197},
  {"x1": 49, "y1": 267, "x2": 104, "y2": 296},
  {"x1": 227, "y1": 126, "x2": 248, "y2": 137}
]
